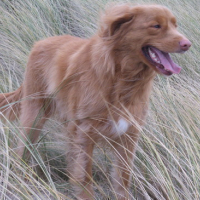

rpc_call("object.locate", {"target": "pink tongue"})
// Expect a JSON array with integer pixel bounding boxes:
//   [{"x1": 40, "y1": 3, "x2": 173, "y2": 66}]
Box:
[{"x1": 150, "y1": 47, "x2": 181, "y2": 74}]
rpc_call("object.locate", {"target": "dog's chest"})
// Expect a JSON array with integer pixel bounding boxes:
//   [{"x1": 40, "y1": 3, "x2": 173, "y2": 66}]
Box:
[{"x1": 111, "y1": 118, "x2": 130, "y2": 136}]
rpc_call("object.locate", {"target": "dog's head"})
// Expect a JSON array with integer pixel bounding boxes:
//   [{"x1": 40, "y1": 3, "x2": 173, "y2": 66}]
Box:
[{"x1": 99, "y1": 4, "x2": 191, "y2": 76}]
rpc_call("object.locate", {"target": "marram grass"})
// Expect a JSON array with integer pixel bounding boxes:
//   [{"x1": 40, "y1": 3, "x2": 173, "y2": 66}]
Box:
[{"x1": 0, "y1": 0, "x2": 200, "y2": 199}]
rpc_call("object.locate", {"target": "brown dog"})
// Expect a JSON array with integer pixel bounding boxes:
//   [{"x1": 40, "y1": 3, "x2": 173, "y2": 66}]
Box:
[{"x1": 0, "y1": 4, "x2": 191, "y2": 200}]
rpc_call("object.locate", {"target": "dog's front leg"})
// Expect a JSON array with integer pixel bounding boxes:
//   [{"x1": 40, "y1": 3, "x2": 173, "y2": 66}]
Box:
[
  {"x1": 111, "y1": 134, "x2": 138, "y2": 200},
  {"x1": 66, "y1": 129, "x2": 95, "y2": 200}
]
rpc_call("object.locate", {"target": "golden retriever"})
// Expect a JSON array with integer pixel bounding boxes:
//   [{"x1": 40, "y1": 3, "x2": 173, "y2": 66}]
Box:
[{"x1": 0, "y1": 4, "x2": 191, "y2": 200}]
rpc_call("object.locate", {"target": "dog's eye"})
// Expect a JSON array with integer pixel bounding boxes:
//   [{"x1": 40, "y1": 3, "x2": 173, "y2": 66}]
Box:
[{"x1": 153, "y1": 24, "x2": 161, "y2": 29}]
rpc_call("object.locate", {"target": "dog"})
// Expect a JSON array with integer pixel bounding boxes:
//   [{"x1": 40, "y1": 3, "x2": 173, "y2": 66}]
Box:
[{"x1": 0, "y1": 4, "x2": 191, "y2": 200}]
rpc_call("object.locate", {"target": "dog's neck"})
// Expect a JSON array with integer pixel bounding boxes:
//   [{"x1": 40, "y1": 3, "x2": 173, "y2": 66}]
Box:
[
  {"x1": 92, "y1": 37, "x2": 156, "y2": 119},
  {"x1": 114, "y1": 58, "x2": 156, "y2": 104},
  {"x1": 110, "y1": 61, "x2": 156, "y2": 125}
]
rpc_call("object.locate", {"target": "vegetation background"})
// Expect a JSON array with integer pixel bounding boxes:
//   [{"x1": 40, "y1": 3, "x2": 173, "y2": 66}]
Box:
[{"x1": 0, "y1": 0, "x2": 199, "y2": 199}]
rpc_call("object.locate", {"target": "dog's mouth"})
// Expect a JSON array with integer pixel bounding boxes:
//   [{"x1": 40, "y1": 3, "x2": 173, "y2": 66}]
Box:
[{"x1": 142, "y1": 46, "x2": 181, "y2": 76}]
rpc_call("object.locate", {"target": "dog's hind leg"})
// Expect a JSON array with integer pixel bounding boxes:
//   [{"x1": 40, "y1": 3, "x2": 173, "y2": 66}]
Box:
[{"x1": 16, "y1": 98, "x2": 51, "y2": 160}]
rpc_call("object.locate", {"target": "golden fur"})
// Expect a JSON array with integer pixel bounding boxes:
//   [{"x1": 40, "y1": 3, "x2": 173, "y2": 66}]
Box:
[{"x1": 0, "y1": 4, "x2": 191, "y2": 200}]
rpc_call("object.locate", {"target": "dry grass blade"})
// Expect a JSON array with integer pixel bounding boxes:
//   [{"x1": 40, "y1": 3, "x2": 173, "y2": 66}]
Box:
[{"x1": 0, "y1": 0, "x2": 200, "y2": 199}]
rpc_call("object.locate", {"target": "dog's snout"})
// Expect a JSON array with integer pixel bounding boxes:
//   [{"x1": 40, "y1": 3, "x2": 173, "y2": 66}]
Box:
[{"x1": 179, "y1": 39, "x2": 191, "y2": 51}]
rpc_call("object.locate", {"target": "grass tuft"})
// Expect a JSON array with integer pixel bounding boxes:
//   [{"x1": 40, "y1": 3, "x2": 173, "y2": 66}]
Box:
[{"x1": 0, "y1": 0, "x2": 200, "y2": 199}]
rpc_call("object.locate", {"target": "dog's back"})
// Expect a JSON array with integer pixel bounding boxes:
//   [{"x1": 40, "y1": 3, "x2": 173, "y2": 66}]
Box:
[{"x1": 0, "y1": 35, "x2": 87, "y2": 120}]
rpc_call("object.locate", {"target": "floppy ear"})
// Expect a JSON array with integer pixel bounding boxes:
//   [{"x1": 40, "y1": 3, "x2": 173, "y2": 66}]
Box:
[{"x1": 99, "y1": 4, "x2": 135, "y2": 38}]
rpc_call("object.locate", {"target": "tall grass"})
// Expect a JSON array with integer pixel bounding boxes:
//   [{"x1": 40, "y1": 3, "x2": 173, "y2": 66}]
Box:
[{"x1": 0, "y1": 0, "x2": 200, "y2": 199}]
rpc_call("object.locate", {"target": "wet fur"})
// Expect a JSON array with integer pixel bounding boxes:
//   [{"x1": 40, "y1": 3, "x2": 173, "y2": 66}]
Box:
[{"x1": 0, "y1": 4, "x2": 190, "y2": 200}]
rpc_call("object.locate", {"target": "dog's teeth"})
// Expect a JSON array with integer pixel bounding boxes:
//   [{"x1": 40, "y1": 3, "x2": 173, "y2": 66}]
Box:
[
  {"x1": 156, "y1": 59, "x2": 161, "y2": 64},
  {"x1": 148, "y1": 48, "x2": 161, "y2": 64}
]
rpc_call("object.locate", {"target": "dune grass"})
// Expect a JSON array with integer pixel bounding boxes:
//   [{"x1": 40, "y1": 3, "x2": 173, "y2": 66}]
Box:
[{"x1": 0, "y1": 0, "x2": 200, "y2": 199}]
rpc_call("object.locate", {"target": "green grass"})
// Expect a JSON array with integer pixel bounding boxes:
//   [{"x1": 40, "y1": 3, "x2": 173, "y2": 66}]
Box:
[{"x1": 0, "y1": 0, "x2": 200, "y2": 199}]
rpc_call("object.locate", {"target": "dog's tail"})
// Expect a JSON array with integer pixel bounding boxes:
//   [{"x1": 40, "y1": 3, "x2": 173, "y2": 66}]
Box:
[{"x1": 0, "y1": 86, "x2": 23, "y2": 121}]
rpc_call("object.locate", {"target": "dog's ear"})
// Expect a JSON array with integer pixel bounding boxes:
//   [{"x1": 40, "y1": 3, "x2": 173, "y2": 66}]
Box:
[{"x1": 99, "y1": 4, "x2": 135, "y2": 38}]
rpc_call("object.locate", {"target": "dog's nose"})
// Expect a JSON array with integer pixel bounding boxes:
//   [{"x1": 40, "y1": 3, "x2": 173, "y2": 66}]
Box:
[{"x1": 179, "y1": 39, "x2": 191, "y2": 51}]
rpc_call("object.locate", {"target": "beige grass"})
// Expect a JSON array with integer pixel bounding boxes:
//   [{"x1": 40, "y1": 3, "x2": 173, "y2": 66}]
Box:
[{"x1": 0, "y1": 0, "x2": 199, "y2": 199}]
